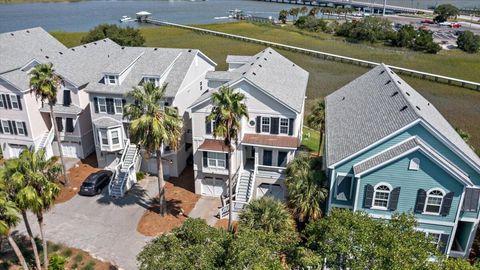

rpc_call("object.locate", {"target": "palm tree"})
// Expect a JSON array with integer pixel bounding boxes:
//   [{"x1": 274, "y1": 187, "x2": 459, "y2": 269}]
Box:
[
  {"x1": 307, "y1": 100, "x2": 325, "y2": 156},
  {"x1": 300, "y1": 6, "x2": 309, "y2": 16},
  {"x1": 17, "y1": 148, "x2": 61, "y2": 269},
  {"x1": 123, "y1": 82, "x2": 182, "y2": 216},
  {"x1": 29, "y1": 63, "x2": 70, "y2": 187},
  {"x1": 309, "y1": 7, "x2": 320, "y2": 17},
  {"x1": 1, "y1": 158, "x2": 42, "y2": 270},
  {"x1": 0, "y1": 187, "x2": 29, "y2": 270},
  {"x1": 239, "y1": 196, "x2": 295, "y2": 233},
  {"x1": 208, "y1": 86, "x2": 248, "y2": 231},
  {"x1": 285, "y1": 155, "x2": 328, "y2": 222},
  {"x1": 289, "y1": 7, "x2": 300, "y2": 21}
]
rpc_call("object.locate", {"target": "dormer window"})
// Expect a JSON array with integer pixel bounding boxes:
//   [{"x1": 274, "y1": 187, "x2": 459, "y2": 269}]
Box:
[
  {"x1": 143, "y1": 77, "x2": 159, "y2": 87},
  {"x1": 106, "y1": 75, "x2": 118, "y2": 85}
]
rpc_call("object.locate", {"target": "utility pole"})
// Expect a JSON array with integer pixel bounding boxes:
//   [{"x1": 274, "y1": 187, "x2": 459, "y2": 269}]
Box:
[{"x1": 382, "y1": 0, "x2": 386, "y2": 16}]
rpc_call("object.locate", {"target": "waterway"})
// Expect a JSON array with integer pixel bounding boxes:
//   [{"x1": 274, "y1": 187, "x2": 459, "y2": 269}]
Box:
[{"x1": 0, "y1": 0, "x2": 477, "y2": 32}]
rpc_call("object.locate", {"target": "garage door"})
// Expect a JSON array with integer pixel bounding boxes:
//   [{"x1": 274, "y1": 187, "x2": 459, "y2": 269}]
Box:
[
  {"x1": 201, "y1": 177, "x2": 225, "y2": 197},
  {"x1": 9, "y1": 144, "x2": 27, "y2": 158},
  {"x1": 62, "y1": 143, "x2": 79, "y2": 158},
  {"x1": 257, "y1": 183, "x2": 284, "y2": 200}
]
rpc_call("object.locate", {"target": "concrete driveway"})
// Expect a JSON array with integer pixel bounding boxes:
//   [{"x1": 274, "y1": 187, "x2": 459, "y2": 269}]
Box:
[{"x1": 16, "y1": 176, "x2": 158, "y2": 270}]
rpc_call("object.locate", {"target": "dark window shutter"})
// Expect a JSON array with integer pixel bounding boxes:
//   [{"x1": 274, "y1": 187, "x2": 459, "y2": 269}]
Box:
[
  {"x1": 364, "y1": 184, "x2": 374, "y2": 208},
  {"x1": 439, "y1": 234, "x2": 449, "y2": 254},
  {"x1": 6, "y1": 95, "x2": 11, "y2": 109},
  {"x1": 288, "y1": 118, "x2": 294, "y2": 135},
  {"x1": 1, "y1": 95, "x2": 7, "y2": 109},
  {"x1": 0, "y1": 121, "x2": 3, "y2": 133},
  {"x1": 205, "y1": 118, "x2": 212, "y2": 134},
  {"x1": 225, "y1": 153, "x2": 229, "y2": 169},
  {"x1": 463, "y1": 188, "x2": 480, "y2": 212},
  {"x1": 106, "y1": 98, "x2": 114, "y2": 114},
  {"x1": 93, "y1": 97, "x2": 99, "y2": 113},
  {"x1": 63, "y1": 90, "x2": 71, "y2": 106},
  {"x1": 56, "y1": 117, "x2": 63, "y2": 132},
  {"x1": 66, "y1": 118, "x2": 74, "y2": 132},
  {"x1": 11, "y1": 121, "x2": 17, "y2": 135},
  {"x1": 23, "y1": 122, "x2": 28, "y2": 136},
  {"x1": 256, "y1": 116, "x2": 261, "y2": 133},
  {"x1": 7, "y1": 121, "x2": 13, "y2": 134},
  {"x1": 440, "y1": 192, "x2": 454, "y2": 216},
  {"x1": 336, "y1": 175, "x2": 351, "y2": 201},
  {"x1": 415, "y1": 189, "x2": 427, "y2": 213},
  {"x1": 17, "y1": 95, "x2": 22, "y2": 110},
  {"x1": 388, "y1": 187, "x2": 401, "y2": 211},
  {"x1": 271, "y1": 117, "x2": 279, "y2": 135},
  {"x1": 203, "y1": 151, "x2": 208, "y2": 167},
  {"x1": 122, "y1": 99, "x2": 126, "y2": 108}
]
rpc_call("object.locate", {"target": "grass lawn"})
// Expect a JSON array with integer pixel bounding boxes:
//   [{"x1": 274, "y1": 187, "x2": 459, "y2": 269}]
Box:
[
  {"x1": 51, "y1": 22, "x2": 480, "y2": 152},
  {"x1": 301, "y1": 126, "x2": 321, "y2": 154}
]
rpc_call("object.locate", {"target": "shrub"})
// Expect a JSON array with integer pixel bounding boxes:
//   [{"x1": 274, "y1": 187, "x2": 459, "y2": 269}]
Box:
[
  {"x1": 336, "y1": 17, "x2": 393, "y2": 43},
  {"x1": 434, "y1": 4, "x2": 459, "y2": 23},
  {"x1": 48, "y1": 253, "x2": 66, "y2": 270},
  {"x1": 410, "y1": 30, "x2": 441, "y2": 54},
  {"x1": 294, "y1": 16, "x2": 329, "y2": 33},
  {"x1": 74, "y1": 253, "x2": 83, "y2": 263},
  {"x1": 389, "y1": 25, "x2": 416, "y2": 47},
  {"x1": 457, "y1": 31, "x2": 480, "y2": 53},
  {"x1": 136, "y1": 171, "x2": 146, "y2": 181},
  {"x1": 81, "y1": 24, "x2": 145, "y2": 46},
  {"x1": 81, "y1": 261, "x2": 96, "y2": 270},
  {"x1": 60, "y1": 248, "x2": 72, "y2": 258}
]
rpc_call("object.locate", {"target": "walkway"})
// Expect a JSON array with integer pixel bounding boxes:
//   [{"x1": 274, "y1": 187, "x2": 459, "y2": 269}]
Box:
[
  {"x1": 189, "y1": 196, "x2": 222, "y2": 226},
  {"x1": 15, "y1": 177, "x2": 159, "y2": 270}
]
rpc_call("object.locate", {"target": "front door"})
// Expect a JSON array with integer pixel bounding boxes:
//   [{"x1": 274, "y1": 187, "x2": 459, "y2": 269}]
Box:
[{"x1": 263, "y1": 150, "x2": 272, "y2": 166}]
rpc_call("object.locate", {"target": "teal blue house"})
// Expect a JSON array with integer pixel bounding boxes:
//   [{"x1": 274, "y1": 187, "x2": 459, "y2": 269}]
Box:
[{"x1": 324, "y1": 64, "x2": 480, "y2": 258}]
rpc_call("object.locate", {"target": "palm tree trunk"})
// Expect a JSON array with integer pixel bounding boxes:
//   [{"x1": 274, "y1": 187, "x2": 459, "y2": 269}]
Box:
[
  {"x1": 318, "y1": 123, "x2": 324, "y2": 157},
  {"x1": 36, "y1": 213, "x2": 48, "y2": 270},
  {"x1": 227, "y1": 151, "x2": 233, "y2": 232},
  {"x1": 156, "y1": 150, "x2": 167, "y2": 216},
  {"x1": 22, "y1": 211, "x2": 42, "y2": 270},
  {"x1": 7, "y1": 233, "x2": 29, "y2": 270},
  {"x1": 50, "y1": 105, "x2": 69, "y2": 187}
]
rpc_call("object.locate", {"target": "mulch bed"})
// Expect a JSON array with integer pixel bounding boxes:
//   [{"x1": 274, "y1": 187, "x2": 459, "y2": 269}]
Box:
[
  {"x1": 137, "y1": 168, "x2": 200, "y2": 236},
  {"x1": 56, "y1": 154, "x2": 99, "y2": 204},
  {"x1": 214, "y1": 219, "x2": 238, "y2": 231}
]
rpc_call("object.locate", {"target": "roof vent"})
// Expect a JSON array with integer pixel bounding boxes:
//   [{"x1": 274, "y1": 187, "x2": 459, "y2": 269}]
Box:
[
  {"x1": 10, "y1": 33, "x2": 13, "y2": 36},
  {"x1": 188, "y1": 49, "x2": 192, "y2": 52},
  {"x1": 397, "y1": 81, "x2": 401, "y2": 84},
  {"x1": 391, "y1": 91, "x2": 399, "y2": 97},
  {"x1": 264, "y1": 58, "x2": 267, "y2": 61},
  {"x1": 341, "y1": 97, "x2": 345, "y2": 101},
  {"x1": 59, "y1": 52, "x2": 63, "y2": 55},
  {"x1": 252, "y1": 72, "x2": 256, "y2": 76},
  {"x1": 242, "y1": 72, "x2": 246, "y2": 75},
  {"x1": 103, "y1": 39, "x2": 107, "y2": 42},
  {"x1": 251, "y1": 63, "x2": 254, "y2": 66},
  {"x1": 427, "y1": 103, "x2": 430, "y2": 106},
  {"x1": 154, "y1": 48, "x2": 158, "y2": 51},
  {"x1": 385, "y1": 80, "x2": 391, "y2": 85},
  {"x1": 94, "y1": 42, "x2": 97, "y2": 45},
  {"x1": 71, "y1": 48, "x2": 75, "y2": 51},
  {"x1": 45, "y1": 55, "x2": 49, "y2": 59},
  {"x1": 256, "y1": 57, "x2": 260, "y2": 59},
  {"x1": 292, "y1": 64, "x2": 295, "y2": 67},
  {"x1": 26, "y1": 30, "x2": 30, "y2": 33},
  {"x1": 121, "y1": 47, "x2": 125, "y2": 50},
  {"x1": 390, "y1": 70, "x2": 394, "y2": 74},
  {"x1": 416, "y1": 106, "x2": 421, "y2": 111},
  {"x1": 83, "y1": 45, "x2": 87, "y2": 48},
  {"x1": 40, "y1": 48, "x2": 43, "y2": 51},
  {"x1": 258, "y1": 64, "x2": 262, "y2": 68},
  {"x1": 400, "y1": 105, "x2": 408, "y2": 111},
  {"x1": 405, "y1": 92, "x2": 410, "y2": 96},
  {"x1": 269, "y1": 51, "x2": 272, "y2": 54},
  {"x1": 379, "y1": 70, "x2": 385, "y2": 75}
]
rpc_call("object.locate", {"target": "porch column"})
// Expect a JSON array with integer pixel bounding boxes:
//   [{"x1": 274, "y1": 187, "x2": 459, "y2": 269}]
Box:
[{"x1": 254, "y1": 146, "x2": 259, "y2": 167}]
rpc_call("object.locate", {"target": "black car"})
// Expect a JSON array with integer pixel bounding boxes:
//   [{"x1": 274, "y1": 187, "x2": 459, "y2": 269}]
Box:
[{"x1": 79, "y1": 170, "x2": 113, "y2": 196}]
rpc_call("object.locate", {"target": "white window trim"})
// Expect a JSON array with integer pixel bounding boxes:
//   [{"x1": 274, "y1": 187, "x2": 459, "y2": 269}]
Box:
[
  {"x1": 98, "y1": 97, "x2": 107, "y2": 113},
  {"x1": 106, "y1": 75, "x2": 118, "y2": 85},
  {"x1": 261, "y1": 117, "x2": 271, "y2": 134},
  {"x1": 65, "y1": 118, "x2": 75, "y2": 134},
  {"x1": 371, "y1": 182, "x2": 393, "y2": 210},
  {"x1": 98, "y1": 127, "x2": 123, "y2": 150},
  {"x1": 16, "y1": 121, "x2": 25, "y2": 135},
  {"x1": 279, "y1": 118, "x2": 289, "y2": 135},
  {"x1": 143, "y1": 77, "x2": 159, "y2": 87},
  {"x1": 424, "y1": 188, "x2": 445, "y2": 215},
  {"x1": 409, "y1": 158, "x2": 420, "y2": 171},
  {"x1": 1, "y1": 120, "x2": 10, "y2": 134},
  {"x1": 10, "y1": 94, "x2": 19, "y2": 110},
  {"x1": 207, "y1": 152, "x2": 226, "y2": 169},
  {"x1": 114, "y1": 98, "x2": 123, "y2": 114}
]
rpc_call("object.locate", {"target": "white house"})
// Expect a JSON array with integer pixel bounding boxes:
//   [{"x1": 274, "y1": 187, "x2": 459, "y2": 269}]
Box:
[{"x1": 188, "y1": 48, "x2": 309, "y2": 218}]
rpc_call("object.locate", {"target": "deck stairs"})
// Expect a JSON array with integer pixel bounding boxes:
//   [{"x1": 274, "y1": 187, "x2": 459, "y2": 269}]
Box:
[
  {"x1": 109, "y1": 140, "x2": 140, "y2": 197},
  {"x1": 35, "y1": 127, "x2": 54, "y2": 158},
  {"x1": 218, "y1": 166, "x2": 256, "y2": 219}
]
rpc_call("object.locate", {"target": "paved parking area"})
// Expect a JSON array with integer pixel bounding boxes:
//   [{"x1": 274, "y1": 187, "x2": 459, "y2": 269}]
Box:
[
  {"x1": 189, "y1": 196, "x2": 222, "y2": 226},
  {"x1": 15, "y1": 176, "x2": 159, "y2": 270}
]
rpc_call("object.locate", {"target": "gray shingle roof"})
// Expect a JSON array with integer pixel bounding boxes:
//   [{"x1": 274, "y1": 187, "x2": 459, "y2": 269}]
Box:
[
  {"x1": 353, "y1": 138, "x2": 418, "y2": 175},
  {"x1": 325, "y1": 64, "x2": 480, "y2": 168},
  {"x1": 93, "y1": 117, "x2": 122, "y2": 128},
  {"x1": 226, "y1": 55, "x2": 253, "y2": 63},
  {"x1": 192, "y1": 48, "x2": 309, "y2": 113},
  {"x1": 0, "y1": 27, "x2": 67, "y2": 73},
  {"x1": 39, "y1": 103, "x2": 83, "y2": 115},
  {"x1": 205, "y1": 71, "x2": 236, "y2": 81}
]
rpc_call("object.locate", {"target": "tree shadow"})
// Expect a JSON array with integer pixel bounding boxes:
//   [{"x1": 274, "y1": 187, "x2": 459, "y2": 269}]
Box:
[
  {"x1": 147, "y1": 197, "x2": 186, "y2": 218},
  {"x1": 165, "y1": 166, "x2": 195, "y2": 194},
  {"x1": 95, "y1": 184, "x2": 152, "y2": 211}
]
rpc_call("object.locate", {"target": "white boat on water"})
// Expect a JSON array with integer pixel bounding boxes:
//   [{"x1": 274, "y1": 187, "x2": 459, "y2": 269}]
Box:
[{"x1": 120, "y1": 16, "x2": 132, "y2": 22}]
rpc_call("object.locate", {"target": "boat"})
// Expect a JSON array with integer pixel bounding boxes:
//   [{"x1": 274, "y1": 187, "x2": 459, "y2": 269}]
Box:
[{"x1": 120, "y1": 16, "x2": 132, "y2": 23}]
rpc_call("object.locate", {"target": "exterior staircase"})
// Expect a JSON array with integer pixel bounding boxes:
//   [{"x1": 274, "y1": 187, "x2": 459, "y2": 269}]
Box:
[
  {"x1": 35, "y1": 127, "x2": 54, "y2": 159},
  {"x1": 109, "y1": 141, "x2": 140, "y2": 197},
  {"x1": 218, "y1": 166, "x2": 256, "y2": 219}
]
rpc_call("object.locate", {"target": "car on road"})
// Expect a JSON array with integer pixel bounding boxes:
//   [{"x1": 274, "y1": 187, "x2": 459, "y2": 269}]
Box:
[
  {"x1": 79, "y1": 170, "x2": 113, "y2": 196},
  {"x1": 439, "y1": 21, "x2": 452, "y2": 26},
  {"x1": 449, "y1": 23, "x2": 462, "y2": 28},
  {"x1": 421, "y1": 19, "x2": 434, "y2": 24}
]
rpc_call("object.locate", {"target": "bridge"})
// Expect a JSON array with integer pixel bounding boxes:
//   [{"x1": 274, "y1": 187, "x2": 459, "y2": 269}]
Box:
[{"x1": 256, "y1": 0, "x2": 433, "y2": 15}]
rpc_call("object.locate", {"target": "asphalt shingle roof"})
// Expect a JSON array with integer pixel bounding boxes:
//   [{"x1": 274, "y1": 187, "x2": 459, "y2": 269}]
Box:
[
  {"x1": 325, "y1": 64, "x2": 480, "y2": 168},
  {"x1": 193, "y1": 48, "x2": 309, "y2": 113},
  {"x1": 39, "y1": 103, "x2": 83, "y2": 115}
]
